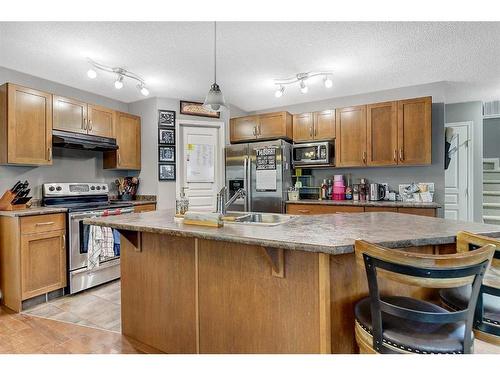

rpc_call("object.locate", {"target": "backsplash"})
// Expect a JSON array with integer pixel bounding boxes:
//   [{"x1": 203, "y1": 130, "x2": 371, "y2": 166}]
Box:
[{"x1": 0, "y1": 147, "x2": 134, "y2": 199}]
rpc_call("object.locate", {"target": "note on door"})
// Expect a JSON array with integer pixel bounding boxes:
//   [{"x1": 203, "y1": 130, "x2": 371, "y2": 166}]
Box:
[
  {"x1": 255, "y1": 146, "x2": 277, "y2": 191},
  {"x1": 186, "y1": 143, "x2": 215, "y2": 182}
]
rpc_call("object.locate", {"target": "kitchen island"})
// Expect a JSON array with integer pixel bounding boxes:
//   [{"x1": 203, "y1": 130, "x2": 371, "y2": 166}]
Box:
[{"x1": 86, "y1": 210, "x2": 500, "y2": 354}]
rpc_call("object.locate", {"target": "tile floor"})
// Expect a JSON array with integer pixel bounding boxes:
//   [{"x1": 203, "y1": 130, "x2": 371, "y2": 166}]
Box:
[{"x1": 24, "y1": 280, "x2": 121, "y2": 332}]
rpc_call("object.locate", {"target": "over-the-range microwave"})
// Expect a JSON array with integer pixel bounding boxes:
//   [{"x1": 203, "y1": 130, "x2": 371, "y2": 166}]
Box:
[{"x1": 292, "y1": 141, "x2": 335, "y2": 167}]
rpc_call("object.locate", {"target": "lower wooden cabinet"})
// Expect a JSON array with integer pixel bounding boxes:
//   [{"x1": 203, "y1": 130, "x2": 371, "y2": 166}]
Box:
[
  {"x1": 134, "y1": 203, "x2": 156, "y2": 213},
  {"x1": 286, "y1": 203, "x2": 436, "y2": 217},
  {"x1": 0, "y1": 213, "x2": 67, "y2": 312}
]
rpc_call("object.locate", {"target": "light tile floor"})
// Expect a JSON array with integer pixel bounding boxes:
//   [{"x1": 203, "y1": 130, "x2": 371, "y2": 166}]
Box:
[{"x1": 24, "y1": 280, "x2": 121, "y2": 333}]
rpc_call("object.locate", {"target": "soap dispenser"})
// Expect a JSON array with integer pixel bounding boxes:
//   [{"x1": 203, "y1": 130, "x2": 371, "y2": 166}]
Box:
[{"x1": 176, "y1": 187, "x2": 189, "y2": 215}]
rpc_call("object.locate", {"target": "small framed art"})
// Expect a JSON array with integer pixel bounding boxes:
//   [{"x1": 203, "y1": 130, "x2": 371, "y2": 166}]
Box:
[
  {"x1": 159, "y1": 163, "x2": 176, "y2": 181},
  {"x1": 159, "y1": 128, "x2": 175, "y2": 145},
  {"x1": 158, "y1": 110, "x2": 176, "y2": 126},
  {"x1": 159, "y1": 146, "x2": 175, "y2": 162}
]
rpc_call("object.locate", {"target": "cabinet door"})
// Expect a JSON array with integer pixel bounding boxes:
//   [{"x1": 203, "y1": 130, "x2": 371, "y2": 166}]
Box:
[
  {"x1": 21, "y1": 230, "x2": 66, "y2": 300},
  {"x1": 287, "y1": 204, "x2": 364, "y2": 214},
  {"x1": 258, "y1": 112, "x2": 287, "y2": 140},
  {"x1": 335, "y1": 106, "x2": 367, "y2": 167},
  {"x1": 230, "y1": 116, "x2": 258, "y2": 143},
  {"x1": 53, "y1": 96, "x2": 88, "y2": 134},
  {"x1": 134, "y1": 203, "x2": 156, "y2": 213},
  {"x1": 106, "y1": 112, "x2": 141, "y2": 170},
  {"x1": 7, "y1": 84, "x2": 52, "y2": 165},
  {"x1": 88, "y1": 104, "x2": 114, "y2": 138},
  {"x1": 293, "y1": 113, "x2": 314, "y2": 142},
  {"x1": 366, "y1": 101, "x2": 397, "y2": 166},
  {"x1": 397, "y1": 97, "x2": 432, "y2": 165},
  {"x1": 397, "y1": 207, "x2": 436, "y2": 217},
  {"x1": 313, "y1": 110, "x2": 335, "y2": 141}
]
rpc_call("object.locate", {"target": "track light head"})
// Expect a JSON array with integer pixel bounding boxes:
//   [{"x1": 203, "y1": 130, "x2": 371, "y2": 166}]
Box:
[
  {"x1": 275, "y1": 85, "x2": 284, "y2": 98},
  {"x1": 138, "y1": 83, "x2": 149, "y2": 96},
  {"x1": 299, "y1": 80, "x2": 308, "y2": 94},
  {"x1": 324, "y1": 75, "x2": 333, "y2": 88},
  {"x1": 114, "y1": 75, "x2": 124, "y2": 89},
  {"x1": 87, "y1": 69, "x2": 97, "y2": 79}
]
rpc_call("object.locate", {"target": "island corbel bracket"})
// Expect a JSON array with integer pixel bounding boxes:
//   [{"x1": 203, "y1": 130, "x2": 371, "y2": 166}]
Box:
[
  {"x1": 261, "y1": 247, "x2": 285, "y2": 278},
  {"x1": 119, "y1": 230, "x2": 142, "y2": 252}
]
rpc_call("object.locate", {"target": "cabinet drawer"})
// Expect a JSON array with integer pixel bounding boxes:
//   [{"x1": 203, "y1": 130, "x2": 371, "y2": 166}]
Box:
[
  {"x1": 287, "y1": 204, "x2": 364, "y2": 215},
  {"x1": 364, "y1": 207, "x2": 398, "y2": 213},
  {"x1": 21, "y1": 213, "x2": 66, "y2": 235},
  {"x1": 397, "y1": 208, "x2": 436, "y2": 217},
  {"x1": 134, "y1": 204, "x2": 156, "y2": 213}
]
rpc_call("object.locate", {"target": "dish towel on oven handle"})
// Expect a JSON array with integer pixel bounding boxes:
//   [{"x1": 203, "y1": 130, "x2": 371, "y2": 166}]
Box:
[
  {"x1": 87, "y1": 225, "x2": 102, "y2": 270},
  {"x1": 101, "y1": 227, "x2": 115, "y2": 258}
]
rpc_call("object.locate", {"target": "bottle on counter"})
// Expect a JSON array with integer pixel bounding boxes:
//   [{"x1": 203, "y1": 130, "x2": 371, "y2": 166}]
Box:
[
  {"x1": 326, "y1": 179, "x2": 333, "y2": 200},
  {"x1": 176, "y1": 187, "x2": 189, "y2": 215},
  {"x1": 320, "y1": 179, "x2": 328, "y2": 200},
  {"x1": 333, "y1": 174, "x2": 345, "y2": 200},
  {"x1": 359, "y1": 178, "x2": 368, "y2": 201},
  {"x1": 345, "y1": 173, "x2": 353, "y2": 200},
  {"x1": 353, "y1": 184, "x2": 359, "y2": 201}
]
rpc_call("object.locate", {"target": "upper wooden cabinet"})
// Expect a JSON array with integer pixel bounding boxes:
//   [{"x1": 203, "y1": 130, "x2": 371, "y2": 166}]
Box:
[
  {"x1": 230, "y1": 112, "x2": 292, "y2": 143},
  {"x1": 54, "y1": 97, "x2": 114, "y2": 138},
  {"x1": 88, "y1": 104, "x2": 114, "y2": 138},
  {"x1": 336, "y1": 97, "x2": 432, "y2": 167},
  {"x1": 104, "y1": 111, "x2": 141, "y2": 170},
  {"x1": 366, "y1": 101, "x2": 398, "y2": 166},
  {"x1": 53, "y1": 96, "x2": 88, "y2": 135},
  {"x1": 293, "y1": 110, "x2": 335, "y2": 143},
  {"x1": 335, "y1": 105, "x2": 367, "y2": 167},
  {"x1": 0, "y1": 83, "x2": 53, "y2": 165},
  {"x1": 398, "y1": 97, "x2": 432, "y2": 165}
]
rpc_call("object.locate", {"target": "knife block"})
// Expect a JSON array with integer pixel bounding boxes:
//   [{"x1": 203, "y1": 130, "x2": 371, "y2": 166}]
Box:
[{"x1": 0, "y1": 190, "x2": 30, "y2": 211}]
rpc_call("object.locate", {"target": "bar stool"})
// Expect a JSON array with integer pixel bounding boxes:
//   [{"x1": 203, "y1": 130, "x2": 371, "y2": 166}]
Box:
[
  {"x1": 439, "y1": 231, "x2": 500, "y2": 346},
  {"x1": 354, "y1": 239, "x2": 495, "y2": 354}
]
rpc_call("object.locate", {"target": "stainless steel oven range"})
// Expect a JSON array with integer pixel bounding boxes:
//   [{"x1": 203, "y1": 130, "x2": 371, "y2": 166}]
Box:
[{"x1": 43, "y1": 182, "x2": 134, "y2": 294}]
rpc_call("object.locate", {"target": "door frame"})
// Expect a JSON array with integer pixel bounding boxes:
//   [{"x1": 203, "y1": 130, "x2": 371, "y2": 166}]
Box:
[
  {"x1": 175, "y1": 118, "x2": 226, "y2": 199},
  {"x1": 444, "y1": 121, "x2": 474, "y2": 221}
]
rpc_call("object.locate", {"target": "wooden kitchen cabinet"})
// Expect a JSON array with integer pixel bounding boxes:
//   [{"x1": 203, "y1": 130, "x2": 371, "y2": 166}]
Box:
[
  {"x1": 335, "y1": 105, "x2": 367, "y2": 167},
  {"x1": 398, "y1": 97, "x2": 432, "y2": 165},
  {"x1": 0, "y1": 83, "x2": 53, "y2": 165},
  {"x1": 397, "y1": 207, "x2": 436, "y2": 217},
  {"x1": 293, "y1": 110, "x2": 335, "y2": 143},
  {"x1": 0, "y1": 213, "x2": 66, "y2": 312},
  {"x1": 88, "y1": 104, "x2": 114, "y2": 138},
  {"x1": 134, "y1": 203, "x2": 156, "y2": 213},
  {"x1": 230, "y1": 112, "x2": 292, "y2": 143},
  {"x1": 366, "y1": 101, "x2": 398, "y2": 166},
  {"x1": 104, "y1": 111, "x2": 141, "y2": 170},
  {"x1": 53, "y1": 95, "x2": 88, "y2": 135},
  {"x1": 286, "y1": 204, "x2": 364, "y2": 215}
]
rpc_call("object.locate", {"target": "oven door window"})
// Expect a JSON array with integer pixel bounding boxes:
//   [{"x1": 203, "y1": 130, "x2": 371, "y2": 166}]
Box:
[{"x1": 293, "y1": 146, "x2": 319, "y2": 162}]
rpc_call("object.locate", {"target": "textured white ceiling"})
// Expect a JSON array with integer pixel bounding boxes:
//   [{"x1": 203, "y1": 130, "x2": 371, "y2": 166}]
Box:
[{"x1": 1, "y1": 22, "x2": 500, "y2": 111}]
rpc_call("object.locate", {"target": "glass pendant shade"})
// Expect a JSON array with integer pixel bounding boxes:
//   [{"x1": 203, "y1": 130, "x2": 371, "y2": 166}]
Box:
[{"x1": 203, "y1": 83, "x2": 226, "y2": 112}]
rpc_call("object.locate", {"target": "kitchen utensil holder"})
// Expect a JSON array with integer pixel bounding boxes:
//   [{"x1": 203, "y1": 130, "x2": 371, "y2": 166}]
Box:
[{"x1": 0, "y1": 190, "x2": 30, "y2": 211}]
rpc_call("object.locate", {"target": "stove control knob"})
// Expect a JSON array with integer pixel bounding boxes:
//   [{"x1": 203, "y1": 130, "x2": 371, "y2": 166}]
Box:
[
  {"x1": 90, "y1": 186, "x2": 95, "y2": 190},
  {"x1": 56, "y1": 186, "x2": 62, "y2": 191},
  {"x1": 102, "y1": 185, "x2": 107, "y2": 190},
  {"x1": 96, "y1": 186, "x2": 101, "y2": 191},
  {"x1": 48, "y1": 186, "x2": 55, "y2": 192}
]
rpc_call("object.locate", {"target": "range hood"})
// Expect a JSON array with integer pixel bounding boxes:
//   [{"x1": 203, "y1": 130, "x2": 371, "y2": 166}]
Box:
[{"x1": 52, "y1": 130, "x2": 118, "y2": 151}]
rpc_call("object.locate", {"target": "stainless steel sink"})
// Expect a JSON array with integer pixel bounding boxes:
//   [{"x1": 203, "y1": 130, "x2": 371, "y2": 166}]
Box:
[{"x1": 224, "y1": 212, "x2": 295, "y2": 226}]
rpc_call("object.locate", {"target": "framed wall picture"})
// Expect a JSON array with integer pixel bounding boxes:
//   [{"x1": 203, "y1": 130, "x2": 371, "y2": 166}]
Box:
[
  {"x1": 158, "y1": 110, "x2": 176, "y2": 126},
  {"x1": 159, "y1": 163, "x2": 176, "y2": 181},
  {"x1": 158, "y1": 128, "x2": 175, "y2": 145},
  {"x1": 159, "y1": 146, "x2": 176, "y2": 162},
  {"x1": 180, "y1": 100, "x2": 221, "y2": 119}
]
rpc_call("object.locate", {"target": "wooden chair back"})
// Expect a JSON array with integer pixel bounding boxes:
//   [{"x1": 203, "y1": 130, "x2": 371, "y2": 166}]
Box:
[{"x1": 354, "y1": 239, "x2": 495, "y2": 354}]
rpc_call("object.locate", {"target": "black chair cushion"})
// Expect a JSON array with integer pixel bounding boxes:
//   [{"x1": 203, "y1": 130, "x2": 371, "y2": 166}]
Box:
[
  {"x1": 440, "y1": 286, "x2": 500, "y2": 325},
  {"x1": 355, "y1": 296, "x2": 470, "y2": 354}
]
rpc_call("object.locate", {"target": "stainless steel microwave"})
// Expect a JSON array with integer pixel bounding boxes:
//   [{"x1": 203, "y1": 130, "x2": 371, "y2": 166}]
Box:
[{"x1": 292, "y1": 141, "x2": 335, "y2": 167}]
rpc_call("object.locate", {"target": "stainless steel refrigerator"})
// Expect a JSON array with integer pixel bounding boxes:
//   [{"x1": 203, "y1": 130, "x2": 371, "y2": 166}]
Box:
[{"x1": 225, "y1": 139, "x2": 292, "y2": 214}]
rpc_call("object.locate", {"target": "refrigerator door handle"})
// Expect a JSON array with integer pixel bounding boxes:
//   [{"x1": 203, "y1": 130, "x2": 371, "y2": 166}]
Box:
[
  {"x1": 243, "y1": 155, "x2": 248, "y2": 212},
  {"x1": 245, "y1": 154, "x2": 251, "y2": 212}
]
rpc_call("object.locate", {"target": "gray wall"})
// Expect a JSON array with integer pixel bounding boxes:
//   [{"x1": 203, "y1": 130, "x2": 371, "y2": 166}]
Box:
[
  {"x1": 0, "y1": 67, "x2": 132, "y2": 199},
  {"x1": 250, "y1": 82, "x2": 447, "y2": 217},
  {"x1": 445, "y1": 101, "x2": 483, "y2": 222},
  {"x1": 483, "y1": 118, "x2": 500, "y2": 159},
  {"x1": 128, "y1": 97, "x2": 246, "y2": 209}
]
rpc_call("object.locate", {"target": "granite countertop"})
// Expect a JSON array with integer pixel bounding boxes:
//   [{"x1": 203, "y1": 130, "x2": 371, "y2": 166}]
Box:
[
  {"x1": 0, "y1": 206, "x2": 68, "y2": 217},
  {"x1": 286, "y1": 199, "x2": 441, "y2": 208},
  {"x1": 84, "y1": 209, "x2": 500, "y2": 255}
]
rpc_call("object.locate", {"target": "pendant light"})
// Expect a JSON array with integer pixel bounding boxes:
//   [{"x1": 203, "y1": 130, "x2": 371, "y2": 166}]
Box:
[{"x1": 203, "y1": 21, "x2": 226, "y2": 112}]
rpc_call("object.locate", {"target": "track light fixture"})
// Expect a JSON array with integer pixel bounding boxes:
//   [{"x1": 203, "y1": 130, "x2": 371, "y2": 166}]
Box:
[
  {"x1": 86, "y1": 58, "x2": 150, "y2": 96},
  {"x1": 273, "y1": 71, "x2": 333, "y2": 97}
]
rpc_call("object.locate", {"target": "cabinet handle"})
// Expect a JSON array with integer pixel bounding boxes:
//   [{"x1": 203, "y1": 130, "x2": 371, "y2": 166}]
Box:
[
  {"x1": 309, "y1": 126, "x2": 313, "y2": 137},
  {"x1": 393, "y1": 149, "x2": 398, "y2": 162},
  {"x1": 48, "y1": 146, "x2": 52, "y2": 161},
  {"x1": 83, "y1": 117, "x2": 87, "y2": 130},
  {"x1": 314, "y1": 125, "x2": 317, "y2": 137},
  {"x1": 88, "y1": 120, "x2": 93, "y2": 131},
  {"x1": 399, "y1": 149, "x2": 404, "y2": 161},
  {"x1": 62, "y1": 234, "x2": 66, "y2": 249},
  {"x1": 118, "y1": 151, "x2": 121, "y2": 165},
  {"x1": 298, "y1": 209, "x2": 310, "y2": 214},
  {"x1": 252, "y1": 127, "x2": 257, "y2": 136},
  {"x1": 363, "y1": 151, "x2": 367, "y2": 164},
  {"x1": 258, "y1": 124, "x2": 261, "y2": 135},
  {"x1": 35, "y1": 221, "x2": 55, "y2": 226}
]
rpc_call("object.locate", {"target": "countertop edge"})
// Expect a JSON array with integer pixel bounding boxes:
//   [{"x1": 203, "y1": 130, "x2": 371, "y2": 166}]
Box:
[{"x1": 286, "y1": 200, "x2": 442, "y2": 208}]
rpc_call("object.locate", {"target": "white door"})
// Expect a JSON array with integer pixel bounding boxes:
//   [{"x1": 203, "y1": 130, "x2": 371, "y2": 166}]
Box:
[
  {"x1": 177, "y1": 121, "x2": 224, "y2": 212},
  {"x1": 445, "y1": 123, "x2": 470, "y2": 221}
]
